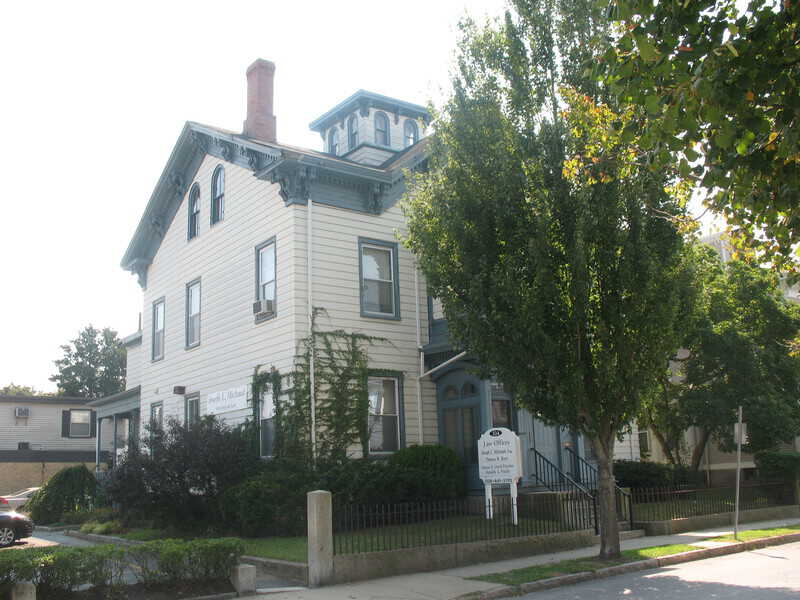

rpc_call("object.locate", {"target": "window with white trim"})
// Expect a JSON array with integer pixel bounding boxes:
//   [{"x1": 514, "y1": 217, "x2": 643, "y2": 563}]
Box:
[
  {"x1": 152, "y1": 299, "x2": 165, "y2": 361},
  {"x1": 186, "y1": 280, "x2": 200, "y2": 348},
  {"x1": 185, "y1": 394, "x2": 200, "y2": 428},
  {"x1": 368, "y1": 378, "x2": 399, "y2": 453},
  {"x1": 150, "y1": 402, "x2": 163, "y2": 429},
  {"x1": 255, "y1": 239, "x2": 276, "y2": 319}
]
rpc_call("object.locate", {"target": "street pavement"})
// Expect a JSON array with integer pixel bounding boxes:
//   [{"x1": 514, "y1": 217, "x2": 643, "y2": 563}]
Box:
[
  {"x1": 260, "y1": 517, "x2": 800, "y2": 600},
  {"x1": 518, "y1": 541, "x2": 800, "y2": 599}
]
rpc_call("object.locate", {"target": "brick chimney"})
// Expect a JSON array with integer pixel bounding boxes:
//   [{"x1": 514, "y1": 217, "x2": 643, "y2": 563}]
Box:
[{"x1": 243, "y1": 59, "x2": 277, "y2": 143}]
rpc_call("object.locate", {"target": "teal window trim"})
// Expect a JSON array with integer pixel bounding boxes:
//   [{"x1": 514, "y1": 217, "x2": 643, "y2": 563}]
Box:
[
  {"x1": 149, "y1": 401, "x2": 163, "y2": 428},
  {"x1": 187, "y1": 183, "x2": 200, "y2": 240},
  {"x1": 255, "y1": 237, "x2": 277, "y2": 324},
  {"x1": 348, "y1": 115, "x2": 358, "y2": 150},
  {"x1": 184, "y1": 393, "x2": 200, "y2": 428},
  {"x1": 327, "y1": 128, "x2": 339, "y2": 155},
  {"x1": 151, "y1": 297, "x2": 165, "y2": 362},
  {"x1": 358, "y1": 237, "x2": 401, "y2": 321},
  {"x1": 211, "y1": 165, "x2": 225, "y2": 225},
  {"x1": 366, "y1": 370, "x2": 405, "y2": 454},
  {"x1": 404, "y1": 119, "x2": 419, "y2": 147},
  {"x1": 374, "y1": 111, "x2": 390, "y2": 147},
  {"x1": 185, "y1": 278, "x2": 201, "y2": 349}
]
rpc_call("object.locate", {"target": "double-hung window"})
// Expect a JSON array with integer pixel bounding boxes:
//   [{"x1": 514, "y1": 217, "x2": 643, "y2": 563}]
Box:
[
  {"x1": 255, "y1": 239, "x2": 276, "y2": 319},
  {"x1": 403, "y1": 119, "x2": 419, "y2": 147},
  {"x1": 186, "y1": 279, "x2": 201, "y2": 348},
  {"x1": 368, "y1": 377, "x2": 400, "y2": 453},
  {"x1": 374, "y1": 111, "x2": 390, "y2": 146},
  {"x1": 187, "y1": 184, "x2": 200, "y2": 239},
  {"x1": 69, "y1": 410, "x2": 91, "y2": 438},
  {"x1": 327, "y1": 128, "x2": 339, "y2": 154},
  {"x1": 348, "y1": 115, "x2": 358, "y2": 150},
  {"x1": 359, "y1": 238, "x2": 400, "y2": 319},
  {"x1": 211, "y1": 165, "x2": 225, "y2": 224},
  {"x1": 185, "y1": 394, "x2": 200, "y2": 428},
  {"x1": 152, "y1": 299, "x2": 165, "y2": 361},
  {"x1": 150, "y1": 402, "x2": 163, "y2": 429}
]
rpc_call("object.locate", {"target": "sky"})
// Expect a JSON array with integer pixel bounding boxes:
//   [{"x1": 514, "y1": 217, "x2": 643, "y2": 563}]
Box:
[{"x1": 0, "y1": 0, "x2": 510, "y2": 393}]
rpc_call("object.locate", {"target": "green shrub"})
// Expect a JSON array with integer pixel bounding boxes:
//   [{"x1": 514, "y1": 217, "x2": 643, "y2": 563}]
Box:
[
  {"x1": 756, "y1": 451, "x2": 800, "y2": 480},
  {"x1": 0, "y1": 549, "x2": 38, "y2": 595},
  {"x1": 27, "y1": 465, "x2": 101, "y2": 524},
  {"x1": 613, "y1": 460, "x2": 701, "y2": 489},
  {"x1": 387, "y1": 444, "x2": 466, "y2": 501},
  {"x1": 62, "y1": 506, "x2": 115, "y2": 526},
  {"x1": 127, "y1": 538, "x2": 245, "y2": 585}
]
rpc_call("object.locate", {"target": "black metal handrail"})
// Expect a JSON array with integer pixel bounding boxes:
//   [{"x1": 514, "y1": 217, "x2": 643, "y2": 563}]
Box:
[
  {"x1": 563, "y1": 446, "x2": 634, "y2": 528},
  {"x1": 529, "y1": 448, "x2": 593, "y2": 496}
]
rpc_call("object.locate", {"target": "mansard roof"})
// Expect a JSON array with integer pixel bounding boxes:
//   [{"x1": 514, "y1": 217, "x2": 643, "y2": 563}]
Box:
[
  {"x1": 308, "y1": 90, "x2": 430, "y2": 133},
  {"x1": 120, "y1": 121, "x2": 429, "y2": 288}
]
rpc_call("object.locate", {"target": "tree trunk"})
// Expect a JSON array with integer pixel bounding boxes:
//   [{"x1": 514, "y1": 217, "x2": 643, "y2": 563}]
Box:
[
  {"x1": 690, "y1": 428, "x2": 711, "y2": 472},
  {"x1": 650, "y1": 426, "x2": 678, "y2": 465},
  {"x1": 592, "y1": 429, "x2": 621, "y2": 559}
]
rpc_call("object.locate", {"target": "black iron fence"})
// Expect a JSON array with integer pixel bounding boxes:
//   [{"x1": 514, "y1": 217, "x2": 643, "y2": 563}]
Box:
[
  {"x1": 631, "y1": 482, "x2": 795, "y2": 521},
  {"x1": 333, "y1": 491, "x2": 597, "y2": 555}
]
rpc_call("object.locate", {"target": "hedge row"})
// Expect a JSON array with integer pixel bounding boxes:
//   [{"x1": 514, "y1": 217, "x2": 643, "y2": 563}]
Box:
[{"x1": 0, "y1": 538, "x2": 244, "y2": 596}]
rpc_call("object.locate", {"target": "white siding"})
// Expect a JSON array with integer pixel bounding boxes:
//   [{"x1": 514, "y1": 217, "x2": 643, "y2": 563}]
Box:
[
  {"x1": 0, "y1": 402, "x2": 99, "y2": 451},
  {"x1": 301, "y1": 199, "x2": 438, "y2": 448},
  {"x1": 139, "y1": 155, "x2": 300, "y2": 429},
  {"x1": 614, "y1": 430, "x2": 641, "y2": 461},
  {"x1": 125, "y1": 341, "x2": 143, "y2": 390},
  {"x1": 346, "y1": 146, "x2": 394, "y2": 166}
]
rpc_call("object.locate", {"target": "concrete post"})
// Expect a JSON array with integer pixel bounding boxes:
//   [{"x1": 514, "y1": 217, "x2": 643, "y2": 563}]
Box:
[
  {"x1": 11, "y1": 582, "x2": 36, "y2": 600},
  {"x1": 307, "y1": 490, "x2": 333, "y2": 587}
]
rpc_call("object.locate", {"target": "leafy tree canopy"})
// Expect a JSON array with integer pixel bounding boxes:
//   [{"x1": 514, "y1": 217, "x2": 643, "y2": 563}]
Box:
[
  {"x1": 641, "y1": 241, "x2": 800, "y2": 468},
  {"x1": 50, "y1": 325, "x2": 125, "y2": 399},
  {"x1": 403, "y1": 0, "x2": 688, "y2": 558},
  {"x1": 0, "y1": 383, "x2": 46, "y2": 396},
  {"x1": 601, "y1": 0, "x2": 800, "y2": 271}
]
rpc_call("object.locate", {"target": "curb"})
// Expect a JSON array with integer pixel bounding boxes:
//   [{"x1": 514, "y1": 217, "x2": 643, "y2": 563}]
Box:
[{"x1": 465, "y1": 532, "x2": 800, "y2": 600}]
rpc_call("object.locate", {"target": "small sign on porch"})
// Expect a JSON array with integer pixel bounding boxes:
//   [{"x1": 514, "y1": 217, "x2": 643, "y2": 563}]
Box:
[{"x1": 478, "y1": 427, "x2": 523, "y2": 524}]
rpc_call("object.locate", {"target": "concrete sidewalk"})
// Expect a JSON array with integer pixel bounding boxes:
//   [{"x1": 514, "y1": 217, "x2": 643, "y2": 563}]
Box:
[{"x1": 258, "y1": 517, "x2": 800, "y2": 599}]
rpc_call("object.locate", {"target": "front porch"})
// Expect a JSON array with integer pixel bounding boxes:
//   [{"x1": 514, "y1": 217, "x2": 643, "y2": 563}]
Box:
[{"x1": 87, "y1": 386, "x2": 141, "y2": 472}]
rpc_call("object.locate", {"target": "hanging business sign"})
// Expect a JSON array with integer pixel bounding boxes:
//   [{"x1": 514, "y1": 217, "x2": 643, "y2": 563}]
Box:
[
  {"x1": 206, "y1": 385, "x2": 249, "y2": 415},
  {"x1": 478, "y1": 427, "x2": 523, "y2": 524}
]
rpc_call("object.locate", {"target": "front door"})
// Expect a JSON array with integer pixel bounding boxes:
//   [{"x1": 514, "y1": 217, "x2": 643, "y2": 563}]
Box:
[{"x1": 438, "y1": 372, "x2": 485, "y2": 490}]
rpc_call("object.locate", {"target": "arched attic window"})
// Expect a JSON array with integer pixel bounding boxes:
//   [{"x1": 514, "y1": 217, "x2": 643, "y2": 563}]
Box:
[
  {"x1": 187, "y1": 183, "x2": 200, "y2": 240},
  {"x1": 327, "y1": 128, "x2": 339, "y2": 155},
  {"x1": 347, "y1": 115, "x2": 359, "y2": 150},
  {"x1": 211, "y1": 165, "x2": 225, "y2": 224},
  {"x1": 404, "y1": 119, "x2": 419, "y2": 147},
  {"x1": 374, "y1": 111, "x2": 390, "y2": 146}
]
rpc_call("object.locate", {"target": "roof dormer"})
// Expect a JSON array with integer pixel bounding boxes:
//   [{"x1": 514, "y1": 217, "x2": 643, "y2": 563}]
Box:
[{"x1": 309, "y1": 90, "x2": 430, "y2": 166}]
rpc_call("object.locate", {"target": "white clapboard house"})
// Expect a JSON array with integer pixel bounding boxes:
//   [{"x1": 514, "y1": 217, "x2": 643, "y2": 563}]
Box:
[{"x1": 95, "y1": 59, "x2": 638, "y2": 491}]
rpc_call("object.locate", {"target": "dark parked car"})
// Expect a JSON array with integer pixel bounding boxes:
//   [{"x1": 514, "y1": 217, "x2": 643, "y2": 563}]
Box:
[{"x1": 0, "y1": 511, "x2": 34, "y2": 547}]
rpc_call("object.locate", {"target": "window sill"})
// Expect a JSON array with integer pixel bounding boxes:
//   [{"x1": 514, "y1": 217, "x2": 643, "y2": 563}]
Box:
[
  {"x1": 151, "y1": 356, "x2": 164, "y2": 363},
  {"x1": 184, "y1": 342, "x2": 201, "y2": 351},
  {"x1": 254, "y1": 312, "x2": 277, "y2": 325},
  {"x1": 361, "y1": 311, "x2": 401, "y2": 322}
]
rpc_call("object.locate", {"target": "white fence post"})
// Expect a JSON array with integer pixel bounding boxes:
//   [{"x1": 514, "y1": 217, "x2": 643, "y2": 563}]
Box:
[{"x1": 307, "y1": 490, "x2": 333, "y2": 587}]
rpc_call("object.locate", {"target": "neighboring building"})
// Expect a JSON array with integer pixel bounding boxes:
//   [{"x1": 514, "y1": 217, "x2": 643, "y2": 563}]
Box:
[
  {"x1": 0, "y1": 395, "x2": 109, "y2": 493},
  {"x1": 101, "y1": 58, "x2": 636, "y2": 491}
]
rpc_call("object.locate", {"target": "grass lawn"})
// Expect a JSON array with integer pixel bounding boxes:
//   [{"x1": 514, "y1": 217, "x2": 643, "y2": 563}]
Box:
[
  {"x1": 709, "y1": 524, "x2": 800, "y2": 543},
  {"x1": 241, "y1": 537, "x2": 308, "y2": 563},
  {"x1": 334, "y1": 515, "x2": 567, "y2": 554},
  {"x1": 471, "y1": 543, "x2": 698, "y2": 586}
]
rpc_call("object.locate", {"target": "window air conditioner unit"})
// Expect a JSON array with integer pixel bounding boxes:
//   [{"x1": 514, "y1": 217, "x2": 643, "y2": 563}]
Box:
[
  {"x1": 15, "y1": 407, "x2": 30, "y2": 418},
  {"x1": 253, "y1": 299, "x2": 275, "y2": 315}
]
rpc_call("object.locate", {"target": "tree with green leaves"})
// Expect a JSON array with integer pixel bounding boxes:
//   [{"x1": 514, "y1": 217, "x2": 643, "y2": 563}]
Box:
[
  {"x1": 50, "y1": 325, "x2": 125, "y2": 399},
  {"x1": 0, "y1": 383, "x2": 45, "y2": 396},
  {"x1": 641, "y1": 242, "x2": 800, "y2": 469},
  {"x1": 403, "y1": 0, "x2": 688, "y2": 558},
  {"x1": 602, "y1": 0, "x2": 800, "y2": 270}
]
